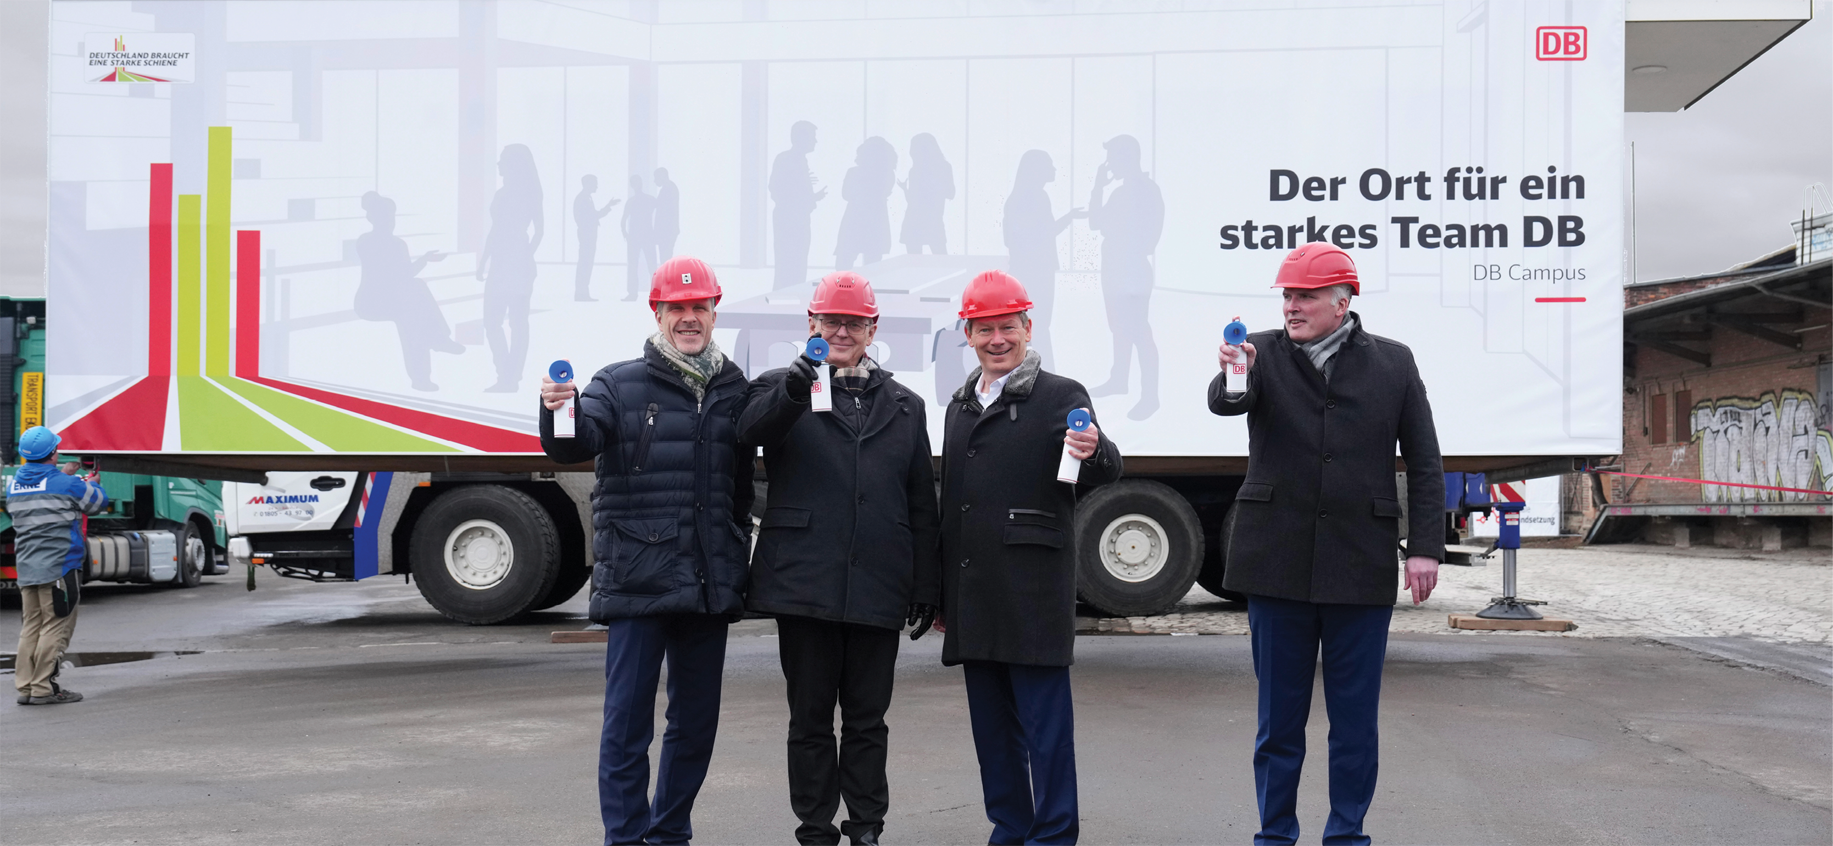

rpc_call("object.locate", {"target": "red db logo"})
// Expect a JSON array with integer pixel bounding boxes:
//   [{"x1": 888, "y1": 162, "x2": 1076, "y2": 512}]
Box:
[{"x1": 1536, "y1": 26, "x2": 1586, "y2": 60}]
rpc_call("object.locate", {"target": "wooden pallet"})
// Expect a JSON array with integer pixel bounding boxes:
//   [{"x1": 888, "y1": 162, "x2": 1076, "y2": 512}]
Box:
[
  {"x1": 551, "y1": 630, "x2": 609, "y2": 644},
  {"x1": 1448, "y1": 614, "x2": 1577, "y2": 632}
]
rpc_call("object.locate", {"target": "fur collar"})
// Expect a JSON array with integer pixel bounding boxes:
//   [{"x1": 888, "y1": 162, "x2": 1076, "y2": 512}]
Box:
[{"x1": 953, "y1": 349, "x2": 1043, "y2": 406}]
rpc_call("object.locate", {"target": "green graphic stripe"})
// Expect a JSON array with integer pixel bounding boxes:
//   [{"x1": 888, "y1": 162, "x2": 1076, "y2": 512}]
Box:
[
  {"x1": 217, "y1": 378, "x2": 458, "y2": 453},
  {"x1": 176, "y1": 377, "x2": 303, "y2": 451},
  {"x1": 176, "y1": 194, "x2": 201, "y2": 377},
  {"x1": 206, "y1": 126, "x2": 231, "y2": 376}
]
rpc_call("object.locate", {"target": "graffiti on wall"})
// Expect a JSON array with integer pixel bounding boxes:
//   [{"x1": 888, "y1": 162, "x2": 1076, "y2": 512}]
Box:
[{"x1": 1690, "y1": 387, "x2": 1833, "y2": 502}]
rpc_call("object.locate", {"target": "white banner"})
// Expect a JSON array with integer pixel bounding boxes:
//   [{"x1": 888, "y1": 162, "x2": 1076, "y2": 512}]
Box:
[{"x1": 45, "y1": 0, "x2": 1623, "y2": 457}]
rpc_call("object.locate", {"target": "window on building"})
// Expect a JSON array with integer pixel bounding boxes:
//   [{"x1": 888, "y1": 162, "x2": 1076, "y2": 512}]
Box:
[
  {"x1": 1650, "y1": 393, "x2": 1668, "y2": 443},
  {"x1": 1674, "y1": 390, "x2": 1692, "y2": 443}
]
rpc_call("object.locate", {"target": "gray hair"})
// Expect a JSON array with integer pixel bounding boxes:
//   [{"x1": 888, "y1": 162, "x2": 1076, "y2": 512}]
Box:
[
  {"x1": 1325, "y1": 284, "x2": 1354, "y2": 305},
  {"x1": 967, "y1": 311, "x2": 1031, "y2": 331}
]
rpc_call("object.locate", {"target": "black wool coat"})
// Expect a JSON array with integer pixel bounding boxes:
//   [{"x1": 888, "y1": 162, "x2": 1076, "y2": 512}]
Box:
[
  {"x1": 1208, "y1": 314, "x2": 1445, "y2": 606},
  {"x1": 739, "y1": 363, "x2": 941, "y2": 631},
  {"x1": 540, "y1": 341, "x2": 755, "y2": 623},
  {"x1": 939, "y1": 351, "x2": 1122, "y2": 667}
]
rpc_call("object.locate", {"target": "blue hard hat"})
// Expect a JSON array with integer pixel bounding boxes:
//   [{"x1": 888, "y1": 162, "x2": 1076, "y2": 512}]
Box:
[{"x1": 18, "y1": 426, "x2": 60, "y2": 461}]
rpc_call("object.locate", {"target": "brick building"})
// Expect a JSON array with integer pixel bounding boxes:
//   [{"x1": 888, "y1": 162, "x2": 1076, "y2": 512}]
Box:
[{"x1": 1594, "y1": 253, "x2": 1831, "y2": 549}]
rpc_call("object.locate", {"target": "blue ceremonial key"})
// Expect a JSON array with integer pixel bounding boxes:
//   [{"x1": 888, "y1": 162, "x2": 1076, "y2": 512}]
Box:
[
  {"x1": 1058, "y1": 409, "x2": 1094, "y2": 483},
  {"x1": 1223, "y1": 316, "x2": 1249, "y2": 394},
  {"x1": 549, "y1": 359, "x2": 577, "y2": 438},
  {"x1": 805, "y1": 337, "x2": 833, "y2": 412}
]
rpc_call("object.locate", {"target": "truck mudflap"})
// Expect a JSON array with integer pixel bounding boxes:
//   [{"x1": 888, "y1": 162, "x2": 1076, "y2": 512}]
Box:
[{"x1": 352, "y1": 471, "x2": 426, "y2": 579}]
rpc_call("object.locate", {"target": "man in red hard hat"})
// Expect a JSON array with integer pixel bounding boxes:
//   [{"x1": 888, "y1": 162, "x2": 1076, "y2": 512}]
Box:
[
  {"x1": 939, "y1": 270, "x2": 1122, "y2": 845},
  {"x1": 739, "y1": 271, "x2": 940, "y2": 846},
  {"x1": 539, "y1": 255, "x2": 756, "y2": 846},
  {"x1": 1210, "y1": 242, "x2": 1444, "y2": 845}
]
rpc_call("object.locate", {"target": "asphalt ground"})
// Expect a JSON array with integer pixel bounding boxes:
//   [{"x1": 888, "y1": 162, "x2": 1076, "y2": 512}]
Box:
[{"x1": 2, "y1": 574, "x2": 1830, "y2": 845}]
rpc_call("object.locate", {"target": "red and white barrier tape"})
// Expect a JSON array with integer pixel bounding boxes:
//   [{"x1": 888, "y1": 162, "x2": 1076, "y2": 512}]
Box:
[{"x1": 1595, "y1": 470, "x2": 1832, "y2": 498}]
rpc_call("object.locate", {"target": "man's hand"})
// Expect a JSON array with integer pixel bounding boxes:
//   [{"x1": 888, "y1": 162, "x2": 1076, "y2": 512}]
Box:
[
  {"x1": 539, "y1": 375, "x2": 576, "y2": 411},
  {"x1": 1065, "y1": 410, "x2": 1099, "y2": 461},
  {"x1": 783, "y1": 355, "x2": 817, "y2": 401},
  {"x1": 907, "y1": 603, "x2": 937, "y2": 640},
  {"x1": 1218, "y1": 341, "x2": 1257, "y2": 373},
  {"x1": 59, "y1": 461, "x2": 82, "y2": 476},
  {"x1": 1403, "y1": 555, "x2": 1439, "y2": 605}
]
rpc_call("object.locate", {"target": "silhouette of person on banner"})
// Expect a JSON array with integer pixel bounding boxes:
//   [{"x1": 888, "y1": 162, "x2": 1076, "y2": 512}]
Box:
[
  {"x1": 477, "y1": 143, "x2": 544, "y2": 393},
  {"x1": 622, "y1": 174, "x2": 657, "y2": 301},
  {"x1": 355, "y1": 191, "x2": 461, "y2": 391},
  {"x1": 771, "y1": 121, "x2": 826, "y2": 289},
  {"x1": 899, "y1": 133, "x2": 954, "y2": 255},
  {"x1": 653, "y1": 167, "x2": 680, "y2": 262},
  {"x1": 573, "y1": 175, "x2": 621, "y2": 302},
  {"x1": 1003, "y1": 150, "x2": 1084, "y2": 371},
  {"x1": 835, "y1": 136, "x2": 896, "y2": 270},
  {"x1": 1086, "y1": 134, "x2": 1163, "y2": 420}
]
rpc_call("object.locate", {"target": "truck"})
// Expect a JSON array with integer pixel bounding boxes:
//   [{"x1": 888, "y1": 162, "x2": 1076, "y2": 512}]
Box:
[
  {"x1": 26, "y1": 0, "x2": 1810, "y2": 623},
  {"x1": 0, "y1": 298, "x2": 229, "y2": 593}
]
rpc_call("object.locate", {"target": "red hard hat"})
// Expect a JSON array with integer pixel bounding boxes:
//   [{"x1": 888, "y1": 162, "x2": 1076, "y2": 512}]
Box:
[
  {"x1": 808, "y1": 271, "x2": 879, "y2": 318},
  {"x1": 650, "y1": 255, "x2": 722, "y2": 308},
  {"x1": 1272, "y1": 242, "x2": 1360, "y2": 296},
  {"x1": 958, "y1": 270, "x2": 1033, "y2": 320}
]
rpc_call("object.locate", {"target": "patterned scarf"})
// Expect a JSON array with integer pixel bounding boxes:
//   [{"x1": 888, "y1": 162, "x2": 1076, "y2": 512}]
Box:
[
  {"x1": 831, "y1": 356, "x2": 877, "y2": 395},
  {"x1": 1299, "y1": 313, "x2": 1357, "y2": 382},
  {"x1": 649, "y1": 332, "x2": 726, "y2": 401}
]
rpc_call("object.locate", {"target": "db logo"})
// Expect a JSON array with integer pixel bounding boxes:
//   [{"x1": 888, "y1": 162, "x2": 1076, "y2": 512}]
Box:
[
  {"x1": 810, "y1": 381, "x2": 824, "y2": 394},
  {"x1": 681, "y1": 273, "x2": 693, "y2": 284},
  {"x1": 1536, "y1": 26, "x2": 1586, "y2": 60}
]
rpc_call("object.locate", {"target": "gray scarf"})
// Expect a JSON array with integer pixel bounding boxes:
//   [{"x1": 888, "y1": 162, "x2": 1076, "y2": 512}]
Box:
[
  {"x1": 1299, "y1": 313, "x2": 1357, "y2": 382},
  {"x1": 831, "y1": 356, "x2": 877, "y2": 395},
  {"x1": 649, "y1": 332, "x2": 726, "y2": 401}
]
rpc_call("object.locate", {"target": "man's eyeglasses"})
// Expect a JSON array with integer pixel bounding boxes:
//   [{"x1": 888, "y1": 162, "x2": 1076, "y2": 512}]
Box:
[{"x1": 818, "y1": 317, "x2": 874, "y2": 334}]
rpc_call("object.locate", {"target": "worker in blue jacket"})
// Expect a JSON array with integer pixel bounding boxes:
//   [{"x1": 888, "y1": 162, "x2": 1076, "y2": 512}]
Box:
[{"x1": 8, "y1": 426, "x2": 108, "y2": 706}]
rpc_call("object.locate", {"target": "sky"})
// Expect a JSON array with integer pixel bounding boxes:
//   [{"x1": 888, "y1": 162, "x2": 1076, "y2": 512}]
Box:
[{"x1": 2, "y1": 1, "x2": 1830, "y2": 293}]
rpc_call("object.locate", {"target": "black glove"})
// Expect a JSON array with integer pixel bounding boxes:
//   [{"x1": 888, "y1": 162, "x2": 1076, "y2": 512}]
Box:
[
  {"x1": 784, "y1": 355, "x2": 818, "y2": 401},
  {"x1": 907, "y1": 603, "x2": 937, "y2": 640}
]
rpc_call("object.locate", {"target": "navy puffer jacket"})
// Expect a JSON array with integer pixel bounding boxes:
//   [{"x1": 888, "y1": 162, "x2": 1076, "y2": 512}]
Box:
[{"x1": 541, "y1": 341, "x2": 754, "y2": 622}]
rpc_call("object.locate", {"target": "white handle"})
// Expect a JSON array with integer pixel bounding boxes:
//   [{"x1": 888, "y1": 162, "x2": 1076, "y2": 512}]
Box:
[
  {"x1": 810, "y1": 364, "x2": 833, "y2": 412},
  {"x1": 555, "y1": 388, "x2": 576, "y2": 438},
  {"x1": 1057, "y1": 442, "x2": 1082, "y2": 484},
  {"x1": 1226, "y1": 345, "x2": 1247, "y2": 395}
]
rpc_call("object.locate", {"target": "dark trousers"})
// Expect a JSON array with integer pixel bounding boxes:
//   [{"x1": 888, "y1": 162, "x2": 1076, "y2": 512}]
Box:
[
  {"x1": 599, "y1": 614, "x2": 729, "y2": 846},
  {"x1": 962, "y1": 661, "x2": 1078, "y2": 845},
  {"x1": 776, "y1": 615, "x2": 900, "y2": 845},
  {"x1": 1247, "y1": 595, "x2": 1392, "y2": 846}
]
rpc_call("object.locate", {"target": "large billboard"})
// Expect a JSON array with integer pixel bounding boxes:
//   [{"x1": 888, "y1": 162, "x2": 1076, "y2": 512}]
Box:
[{"x1": 46, "y1": 0, "x2": 1624, "y2": 458}]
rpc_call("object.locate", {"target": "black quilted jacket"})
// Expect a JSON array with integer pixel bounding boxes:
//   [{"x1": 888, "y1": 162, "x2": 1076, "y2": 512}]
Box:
[{"x1": 541, "y1": 341, "x2": 754, "y2": 622}]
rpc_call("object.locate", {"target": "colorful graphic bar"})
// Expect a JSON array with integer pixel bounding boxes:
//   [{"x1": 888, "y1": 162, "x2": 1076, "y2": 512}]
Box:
[{"x1": 60, "y1": 127, "x2": 540, "y2": 455}]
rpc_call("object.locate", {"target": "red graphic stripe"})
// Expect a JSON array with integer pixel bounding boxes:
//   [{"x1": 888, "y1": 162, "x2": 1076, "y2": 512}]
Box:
[
  {"x1": 56, "y1": 377, "x2": 170, "y2": 452},
  {"x1": 1534, "y1": 297, "x2": 1587, "y2": 303},
  {"x1": 235, "y1": 230, "x2": 260, "y2": 378},
  {"x1": 1598, "y1": 470, "x2": 1832, "y2": 497},
  {"x1": 149, "y1": 163, "x2": 172, "y2": 376},
  {"x1": 245, "y1": 375, "x2": 540, "y2": 452}
]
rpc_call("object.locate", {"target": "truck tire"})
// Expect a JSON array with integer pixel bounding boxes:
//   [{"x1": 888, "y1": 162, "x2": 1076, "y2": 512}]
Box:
[
  {"x1": 531, "y1": 564, "x2": 592, "y2": 611},
  {"x1": 410, "y1": 486, "x2": 561, "y2": 625},
  {"x1": 171, "y1": 522, "x2": 206, "y2": 588},
  {"x1": 1074, "y1": 480, "x2": 1203, "y2": 617},
  {"x1": 1195, "y1": 505, "x2": 1247, "y2": 603}
]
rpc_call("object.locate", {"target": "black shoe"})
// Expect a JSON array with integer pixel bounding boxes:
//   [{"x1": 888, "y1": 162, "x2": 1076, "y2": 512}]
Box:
[
  {"x1": 23, "y1": 688, "x2": 83, "y2": 705},
  {"x1": 849, "y1": 831, "x2": 880, "y2": 846}
]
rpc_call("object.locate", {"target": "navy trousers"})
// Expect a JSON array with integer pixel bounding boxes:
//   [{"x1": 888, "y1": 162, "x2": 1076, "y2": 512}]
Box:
[
  {"x1": 962, "y1": 661, "x2": 1078, "y2": 845},
  {"x1": 1247, "y1": 595, "x2": 1392, "y2": 846},
  {"x1": 599, "y1": 614, "x2": 730, "y2": 846}
]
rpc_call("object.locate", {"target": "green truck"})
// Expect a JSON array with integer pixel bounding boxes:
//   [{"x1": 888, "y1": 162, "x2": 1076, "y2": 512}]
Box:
[{"x1": 1, "y1": 298, "x2": 227, "y2": 591}]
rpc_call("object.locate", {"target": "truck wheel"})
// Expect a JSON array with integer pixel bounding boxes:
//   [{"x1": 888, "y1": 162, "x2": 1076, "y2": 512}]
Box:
[
  {"x1": 531, "y1": 564, "x2": 592, "y2": 611},
  {"x1": 1074, "y1": 480, "x2": 1203, "y2": 617},
  {"x1": 171, "y1": 523, "x2": 206, "y2": 588},
  {"x1": 410, "y1": 486, "x2": 561, "y2": 625},
  {"x1": 1195, "y1": 505, "x2": 1247, "y2": 603}
]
